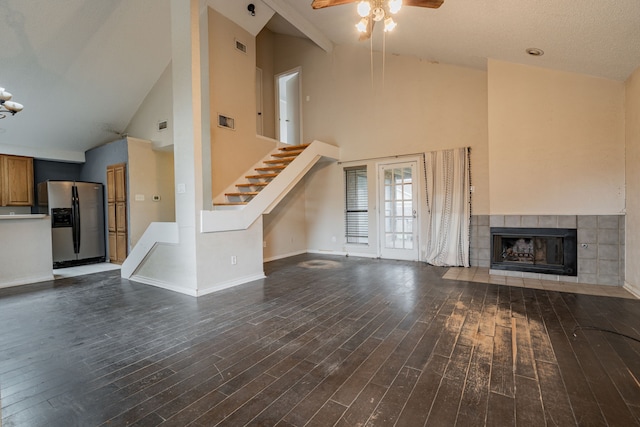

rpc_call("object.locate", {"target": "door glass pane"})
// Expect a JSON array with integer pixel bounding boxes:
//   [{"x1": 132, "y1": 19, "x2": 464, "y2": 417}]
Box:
[
  {"x1": 382, "y1": 164, "x2": 415, "y2": 252},
  {"x1": 405, "y1": 234, "x2": 413, "y2": 249}
]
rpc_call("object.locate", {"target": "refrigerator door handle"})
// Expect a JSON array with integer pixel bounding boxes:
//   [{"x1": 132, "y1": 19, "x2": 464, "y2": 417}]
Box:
[{"x1": 72, "y1": 185, "x2": 81, "y2": 254}]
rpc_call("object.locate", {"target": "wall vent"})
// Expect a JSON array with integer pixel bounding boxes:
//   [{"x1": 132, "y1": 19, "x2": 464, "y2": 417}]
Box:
[
  {"x1": 217, "y1": 114, "x2": 235, "y2": 130},
  {"x1": 157, "y1": 120, "x2": 168, "y2": 132},
  {"x1": 235, "y1": 39, "x2": 247, "y2": 54}
]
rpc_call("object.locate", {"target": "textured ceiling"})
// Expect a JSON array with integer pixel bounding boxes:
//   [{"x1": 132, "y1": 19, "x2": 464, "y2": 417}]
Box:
[
  {"x1": 287, "y1": 0, "x2": 640, "y2": 81},
  {"x1": 0, "y1": 0, "x2": 639, "y2": 160}
]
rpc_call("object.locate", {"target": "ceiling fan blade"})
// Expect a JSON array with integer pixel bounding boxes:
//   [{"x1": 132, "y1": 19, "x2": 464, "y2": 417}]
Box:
[
  {"x1": 404, "y1": 0, "x2": 444, "y2": 8},
  {"x1": 358, "y1": 18, "x2": 374, "y2": 41},
  {"x1": 311, "y1": 0, "x2": 358, "y2": 9}
]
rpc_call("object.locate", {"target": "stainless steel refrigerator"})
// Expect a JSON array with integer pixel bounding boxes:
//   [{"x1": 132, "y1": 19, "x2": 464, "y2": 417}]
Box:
[{"x1": 38, "y1": 181, "x2": 106, "y2": 267}]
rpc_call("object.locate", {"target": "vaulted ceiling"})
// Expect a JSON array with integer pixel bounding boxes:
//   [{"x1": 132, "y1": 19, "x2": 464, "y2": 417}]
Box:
[{"x1": 1, "y1": 0, "x2": 639, "y2": 161}]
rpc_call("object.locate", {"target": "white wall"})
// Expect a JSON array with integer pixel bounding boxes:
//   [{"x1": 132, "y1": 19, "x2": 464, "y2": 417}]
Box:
[
  {"x1": 625, "y1": 66, "x2": 640, "y2": 295},
  {"x1": 125, "y1": 63, "x2": 174, "y2": 150},
  {"x1": 0, "y1": 217, "x2": 53, "y2": 287},
  {"x1": 488, "y1": 60, "x2": 625, "y2": 215}
]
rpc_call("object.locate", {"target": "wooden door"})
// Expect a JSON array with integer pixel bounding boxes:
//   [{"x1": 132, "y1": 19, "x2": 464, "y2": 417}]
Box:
[{"x1": 106, "y1": 163, "x2": 127, "y2": 264}]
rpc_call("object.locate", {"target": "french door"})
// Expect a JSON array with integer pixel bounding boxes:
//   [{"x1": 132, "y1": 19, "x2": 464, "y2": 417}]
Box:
[{"x1": 378, "y1": 161, "x2": 419, "y2": 260}]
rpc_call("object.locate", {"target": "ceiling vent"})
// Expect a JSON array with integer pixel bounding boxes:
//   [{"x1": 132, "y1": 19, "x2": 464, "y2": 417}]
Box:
[{"x1": 235, "y1": 39, "x2": 247, "y2": 54}]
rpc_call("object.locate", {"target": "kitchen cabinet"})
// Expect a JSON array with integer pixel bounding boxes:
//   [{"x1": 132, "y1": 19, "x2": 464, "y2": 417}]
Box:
[{"x1": 0, "y1": 155, "x2": 34, "y2": 206}]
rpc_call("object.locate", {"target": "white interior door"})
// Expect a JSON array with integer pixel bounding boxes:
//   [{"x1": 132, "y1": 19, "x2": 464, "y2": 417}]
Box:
[
  {"x1": 275, "y1": 68, "x2": 301, "y2": 145},
  {"x1": 379, "y1": 161, "x2": 419, "y2": 261}
]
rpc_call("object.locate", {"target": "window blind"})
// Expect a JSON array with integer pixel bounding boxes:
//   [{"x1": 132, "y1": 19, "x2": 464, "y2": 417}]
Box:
[{"x1": 345, "y1": 166, "x2": 368, "y2": 244}]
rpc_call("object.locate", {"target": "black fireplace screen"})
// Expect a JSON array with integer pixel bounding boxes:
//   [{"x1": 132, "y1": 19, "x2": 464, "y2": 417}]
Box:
[{"x1": 490, "y1": 228, "x2": 577, "y2": 276}]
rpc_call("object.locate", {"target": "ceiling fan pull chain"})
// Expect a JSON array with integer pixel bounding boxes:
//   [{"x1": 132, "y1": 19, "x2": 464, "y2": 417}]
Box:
[{"x1": 370, "y1": 35, "x2": 375, "y2": 90}]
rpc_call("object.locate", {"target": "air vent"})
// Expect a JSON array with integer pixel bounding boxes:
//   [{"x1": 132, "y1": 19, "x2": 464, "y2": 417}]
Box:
[
  {"x1": 158, "y1": 120, "x2": 168, "y2": 132},
  {"x1": 235, "y1": 39, "x2": 247, "y2": 54},
  {"x1": 218, "y1": 114, "x2": 235, "y2": 130}
]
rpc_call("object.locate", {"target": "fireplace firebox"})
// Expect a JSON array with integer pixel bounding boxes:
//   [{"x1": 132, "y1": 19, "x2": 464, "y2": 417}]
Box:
[{"x1": 490, "y1": 227, "x2": 577, "y2": 276}]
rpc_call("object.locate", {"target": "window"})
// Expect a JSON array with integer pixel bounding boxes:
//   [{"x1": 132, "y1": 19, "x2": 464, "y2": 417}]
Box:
[{"x1": 345, "y1": 166, "x2": 368, "y2": 244}]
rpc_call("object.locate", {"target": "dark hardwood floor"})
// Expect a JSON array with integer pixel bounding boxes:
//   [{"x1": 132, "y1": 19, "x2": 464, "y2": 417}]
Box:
[{"x1": 1, "y1": 254, "x2": 639, "y2": 426}]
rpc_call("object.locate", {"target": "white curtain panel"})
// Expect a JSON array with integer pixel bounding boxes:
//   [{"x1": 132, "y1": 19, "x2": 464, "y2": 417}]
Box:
[{"x1": 424, "y1": 147, "x2": 471, "y2": 267}]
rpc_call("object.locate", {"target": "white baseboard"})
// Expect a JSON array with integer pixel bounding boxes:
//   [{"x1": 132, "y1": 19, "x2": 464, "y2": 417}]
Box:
[
  {"x1": 0, "y1": 274, "x2": 55, "y2": 289},
  {"x1": 130, "y1": 273, "x2": 267, "y2": 297},
  {"x1": 307, "y1": 249, "x2": 379, "y2": 259},
  {"x1": 129, "y1": 275, "x2": 198, "y2": 297},
  {"x1": 623, "y1": 281, "x2": 640, "y2": 299},
  {"x1": 264, "y1": 250, "x2": 307, "y2": 263},
  {"x1": 196, "y1": 273, "x2": 266, "y2": 296}
]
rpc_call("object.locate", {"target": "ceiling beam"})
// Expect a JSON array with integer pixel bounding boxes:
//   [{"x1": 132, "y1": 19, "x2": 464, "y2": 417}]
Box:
[{"x1": 261, "y1": 0, "x2": 333, "y2": 53}]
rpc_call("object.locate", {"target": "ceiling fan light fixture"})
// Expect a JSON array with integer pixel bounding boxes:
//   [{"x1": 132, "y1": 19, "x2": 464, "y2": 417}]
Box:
[
  {"x1": 356, "y1": 17, "x2": 369, "y2": 32},
  {"x1": 372, "y1": 6, "x2": 385, "y2": 21},
  {"x1": 357, "y1": 1, "x2": 371, "y2": 17},
  {"x1": 389, "y1": 0, "x2": 402, "y2": 14},
  {"x1": 384, "y1": 16, "x2": 396, "y2": 32}
]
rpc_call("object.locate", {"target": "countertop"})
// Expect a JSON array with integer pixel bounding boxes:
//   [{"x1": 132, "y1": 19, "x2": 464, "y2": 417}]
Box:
[{"x1": 0, "y1": 214, "x2": 48, "y2": 220}]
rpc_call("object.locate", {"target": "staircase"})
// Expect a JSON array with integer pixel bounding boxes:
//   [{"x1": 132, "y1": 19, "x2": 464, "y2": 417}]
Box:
[
  {"x1": 216, "y1": 143, "x2": 310, "y2": 207},
  {"x1": 204, "y1": 139, "x2": 339, "y2": 232}
]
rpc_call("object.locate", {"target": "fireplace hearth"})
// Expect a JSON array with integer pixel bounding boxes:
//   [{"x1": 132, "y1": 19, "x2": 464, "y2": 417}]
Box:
[{"x1": 490, "y1": 227, "x2": 577, "y2": 276}]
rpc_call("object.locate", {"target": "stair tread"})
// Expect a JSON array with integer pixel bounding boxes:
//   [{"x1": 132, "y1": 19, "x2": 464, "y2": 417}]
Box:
[
  {"x1": 236, "y1": 182, "x2": 268, "y2": 187},
  {"x1": 271, "y1": 150, "x2": 304, "y2": 158},
  {"x1": 215, "y1": 202, "x2": 248, "y2": 206},
  {"x1": 264, "y1": 157, "x2": 296, "y2": 164},
  {"x1": 246, "y1": 173, "x2": 279, "y2": 179},
  {"x1": 225, "y1": 192, "x2": 260, "y2": 196},
  {"x1": 255, "y1": 165, "x2": 286, "y2": 171},
  {"x1": 279, "y1": 143, "x2": 310, "y2": 152}
]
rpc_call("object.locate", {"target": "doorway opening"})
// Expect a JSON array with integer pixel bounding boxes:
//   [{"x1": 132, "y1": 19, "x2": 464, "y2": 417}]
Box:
[{"x1": 275, "y1": 67, "x2": 302, "y2": 145}]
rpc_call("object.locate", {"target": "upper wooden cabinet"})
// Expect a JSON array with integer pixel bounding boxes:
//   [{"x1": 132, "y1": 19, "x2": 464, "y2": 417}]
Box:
[{"x1": 0, "y1": 155, "x2": 34, "y2": 207}]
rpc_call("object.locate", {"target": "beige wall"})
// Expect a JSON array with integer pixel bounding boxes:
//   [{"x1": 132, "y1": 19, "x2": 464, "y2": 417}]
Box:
[
  {"x1": 267, "y1": 36, "x2": 488, "y2": 257},
  {"x1": 488, "y1": 60, "x2": 625, "y2": 215},
  {"x1": 263, "y1": 178, "x2": 307, "y2": 261},
  {"x1": 127, "y1": 137, "x2": 175, "y2": 248},
  {"x1": 625, "y1": 66, "x2": 640, "y2": 294},
  {"x1": 209, "y1": 9, "x2": 274, "y2": 198},
  {"x1": 256, "y1": 28, "x2": 276, "y2": 139}
]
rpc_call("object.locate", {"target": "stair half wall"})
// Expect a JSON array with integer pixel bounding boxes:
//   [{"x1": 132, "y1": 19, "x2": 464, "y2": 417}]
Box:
[{"x1": 201, "y1": 140, "x2": 339, "y2": 233}]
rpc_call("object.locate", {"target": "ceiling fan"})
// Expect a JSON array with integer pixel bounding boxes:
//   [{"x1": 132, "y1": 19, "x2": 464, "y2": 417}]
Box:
[{"x1": 311, "y1": 0, "x2": 444, "y2": 40}]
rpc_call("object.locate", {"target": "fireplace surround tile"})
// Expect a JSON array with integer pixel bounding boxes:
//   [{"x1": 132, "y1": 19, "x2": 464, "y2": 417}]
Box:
[
  {"x1": 598, "y1": 244, "x2": 619, "y2": 260},
  {"x1": 598, "y1": 228, "x2": 619, "y2": 245},
  {"x1": 558, "y1": 215, "x2": 577, "y2": 228},
  {"x1": 490, "y1": 215, "x2": 504, "y2": 227},
  {"x1": 578, "y1": 215, "x2": 597, "y2": 228},
  {"x1": 538, "y1": 215, "x2": 558, "y2": 228},
  {"x1": 521, "y1": 215, "x2": 538, "y2": 227},
  {"x1": 504, "y1": 215, "x2": 521, "y2": 227},
  {"x1": 578, "y1": 228, "x2": 597, "y2": 244},
  {"x1": 598, "y1": 215, "x2": 619, "y2": 229}
]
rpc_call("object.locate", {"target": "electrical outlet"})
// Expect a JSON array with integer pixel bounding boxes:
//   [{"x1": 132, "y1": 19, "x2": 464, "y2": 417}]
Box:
[
  {"x1": 231, "y1": 255, "x2": 237, "y2": 265},
  {"x1": 263, "y1": 241, "x2": 267, "y2": 248}
]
